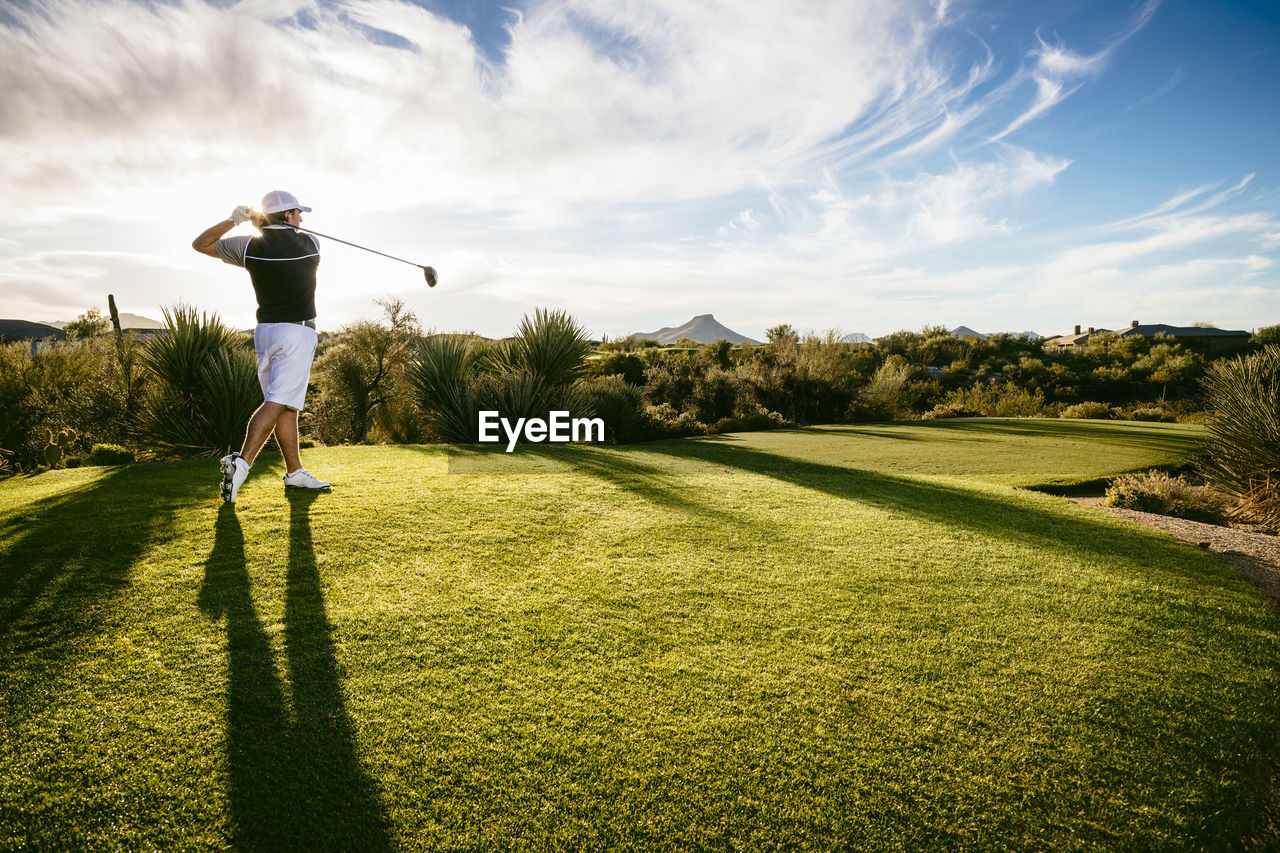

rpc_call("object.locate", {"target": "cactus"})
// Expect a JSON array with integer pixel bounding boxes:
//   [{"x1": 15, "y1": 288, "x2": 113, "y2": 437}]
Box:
[{"x1": 43, "y1": 428, "x2": 78, "y2": 469}]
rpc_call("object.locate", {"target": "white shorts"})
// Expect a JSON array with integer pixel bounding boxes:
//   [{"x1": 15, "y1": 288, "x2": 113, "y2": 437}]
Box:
[{"x1": 253, "y1": 322, "x2": 318, "y2": 411}]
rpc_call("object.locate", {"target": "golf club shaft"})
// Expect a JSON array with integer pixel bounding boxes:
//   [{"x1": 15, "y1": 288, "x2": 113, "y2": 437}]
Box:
[{"x1": 293, "y1": 225, "x2": 427, "y2": 271}]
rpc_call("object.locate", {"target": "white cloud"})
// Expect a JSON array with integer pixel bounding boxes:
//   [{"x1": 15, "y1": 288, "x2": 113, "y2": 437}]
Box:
[{"x1": 0, "y1": 0, "x2": 1274, "y2": 340}]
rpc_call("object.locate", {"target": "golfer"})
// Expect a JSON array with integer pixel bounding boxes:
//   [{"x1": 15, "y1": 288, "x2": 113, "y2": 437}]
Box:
[{"x1": 192, "y1": 190, "x2": 330, "y2": 503}]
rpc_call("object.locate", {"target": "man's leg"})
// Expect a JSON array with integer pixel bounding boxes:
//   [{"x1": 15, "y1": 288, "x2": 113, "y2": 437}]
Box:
[
  {"x1": 239, "y1": 401, "x2": 290, "y2": 465},
  {"x1": 273, "y1": 407, "x2": 303, "y2": 473},
  {"x1": 220, "y1": 401, "x2": 284, "y2": 504}
]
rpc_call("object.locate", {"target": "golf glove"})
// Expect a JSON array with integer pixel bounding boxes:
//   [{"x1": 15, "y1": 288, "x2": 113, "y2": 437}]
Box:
[{"x1": 229, "y1": 205, "x2": 254, "y2": 225}]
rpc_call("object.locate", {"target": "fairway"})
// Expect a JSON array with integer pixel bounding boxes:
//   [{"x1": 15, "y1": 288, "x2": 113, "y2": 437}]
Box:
[{"x1": 2, "y1": 419, "x2": 1277, "y2": 850}]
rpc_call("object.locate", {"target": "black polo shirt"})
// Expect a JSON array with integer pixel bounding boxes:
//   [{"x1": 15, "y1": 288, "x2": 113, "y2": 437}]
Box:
[{"x1": 215, "y1": 226, "x2": 319, "y2": 323}]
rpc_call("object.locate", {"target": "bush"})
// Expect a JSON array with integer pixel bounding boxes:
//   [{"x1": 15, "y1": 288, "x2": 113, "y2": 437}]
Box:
[
  {"x1": 407, "y1": 334, "x2": 481, "y2": 442},
  {"x1": 942, "y1": 382, "x2": 1050, "y2": 418},
  {"x1": 921, "y1": 403, "x2": 982, "y2": 420},
  {"x1": 581, "y1": 376, "x2": 646, "y2": 443},
  {"x1": 710, "y1": 406, "x2": 791, "y2": 434},
  {"x1": 1198, "y1": 345, "x2": 1280, "y2": 527},
  {"x1": 408, "y1": 310, "x2": 595, "y2": 447},
  {"x1": 0, "y1": 337, "x2": 138, "y2": 471},
  {"x1": 87, "y1": 443, "x2": 135, "y2": 465},
  {"x1": 641, "y1": 403, "x2": 707, "y2": 439},
  {"x1": 311, "y1": 298, "x2": 420, "y2": 444},
  {"x1": 1128, "y1": 407, "x2": 1174, "y2": 422},
  {"x1": 591, "y1": 351, "x2": 646, "y2": 385},
  {"x1": 856, "y1": 356, "x2": 919, "y2": 420},
  {"x1": 1103, "y1": 470, "x2": 1232, "y2": 524},
  {"x1": 1060, "y1": 402, "x2": 1114, "y2": 420},
  {"x1": 137, "y1": 306, "x2": 260, "y2": 456}
]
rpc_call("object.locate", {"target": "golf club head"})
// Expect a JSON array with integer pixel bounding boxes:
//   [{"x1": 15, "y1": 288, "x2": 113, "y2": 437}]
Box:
[{"x1": 423, "y1": 266, "x2": 438, "y2": 288}]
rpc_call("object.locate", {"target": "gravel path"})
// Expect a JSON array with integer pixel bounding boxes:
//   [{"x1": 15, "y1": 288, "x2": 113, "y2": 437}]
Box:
[{"x1": 1072, "y1": 498, "x2": 1280, "y2": 851}]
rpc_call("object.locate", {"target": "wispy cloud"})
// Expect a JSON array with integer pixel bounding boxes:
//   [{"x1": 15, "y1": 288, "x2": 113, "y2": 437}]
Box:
[
  {"x1": 990, "y1": 0, "x2": 1162, "y2": 141},
  {"x1": 1125, "y1": 66, "x2": 1184, "y2": 111},
  {"x1": 0, "y1": 0, "x2": 1273, "y2": 338}
]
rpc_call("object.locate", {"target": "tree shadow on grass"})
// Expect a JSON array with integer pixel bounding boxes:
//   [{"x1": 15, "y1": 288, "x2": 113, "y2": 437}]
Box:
[
  {"x1": 922, "y1": 417, "x2": 1205, "y2": 455},
  {"x1": 0, "y1": 464, "x2": 209, "y2": 705},
  {"x1": 198, "y1": 497, "x2": 391, "y2": 852},
  {"x1": 621, "y1": 438, "x2": 1255, "y2": 594}
]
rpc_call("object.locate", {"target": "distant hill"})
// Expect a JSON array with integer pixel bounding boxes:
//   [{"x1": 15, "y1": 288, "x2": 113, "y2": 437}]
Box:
[
  {"x1": 841, "y1": 332, "x2": 873, "y2": 344},
  {"x1": 632, "y1": 314, "x2": 760, "y2": 345},
  {"x1": 950, "y1": 326, "x2": 1042, "y2": 340},
  {"x1": 0, "y1": 320, "x2": 68, "y2": 341},
  {"x1": 44, "y1": 312, "x2": 164, "y2": 330}
]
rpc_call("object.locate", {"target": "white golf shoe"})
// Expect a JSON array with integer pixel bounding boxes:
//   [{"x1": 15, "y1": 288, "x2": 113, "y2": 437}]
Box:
[
  {"x1": 219, "y1": 453, "x2": 250, "y2": 503},
  {"x1": 283, "y1": 468, "x2": 330, "y2": 491}
]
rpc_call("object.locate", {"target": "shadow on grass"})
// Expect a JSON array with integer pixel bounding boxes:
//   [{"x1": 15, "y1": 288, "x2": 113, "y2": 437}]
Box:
[
  {"x1": 198, "y1": 496, "x2": 390, "y2": 852},
  {"x1": 922, "y1": 417, "x2": 1205, "y2": 454},
  {"x1": 0, "y1": 464, "x2": 208, "y2": 702},
  {"x1": 611, "y1": 438, "x2": 1251, "y2": 593},
  {"x1": 797, "y1": 424, "x2": 928, "y2": 441}
]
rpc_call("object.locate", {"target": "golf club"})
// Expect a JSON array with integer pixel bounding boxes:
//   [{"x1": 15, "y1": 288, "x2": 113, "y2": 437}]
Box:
[{"x1": 289, "y1": 222, "x2": 437, "y2": 287}]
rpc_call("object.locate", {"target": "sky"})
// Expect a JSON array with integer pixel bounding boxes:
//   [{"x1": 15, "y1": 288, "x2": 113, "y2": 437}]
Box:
[{"x1": 1, "y1": 0, "x2": 1278, "y2": 340}]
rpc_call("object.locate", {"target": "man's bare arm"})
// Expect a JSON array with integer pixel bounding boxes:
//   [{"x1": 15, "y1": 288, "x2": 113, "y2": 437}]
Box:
[
  {"x1": 193, "y1": 205, "x2": 255, "y2": 257},
  {"x1": 192, "y1": 219, "x2": 235, "y2": 257}
]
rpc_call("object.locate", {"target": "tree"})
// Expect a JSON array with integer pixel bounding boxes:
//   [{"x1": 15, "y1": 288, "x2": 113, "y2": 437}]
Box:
[
  {"x1": 64, "y1": 307, "x2": 109, "y2": 338},
  {"x1": 1252, "y1": 324, "x2": 1280, "y2": 349},
  {"x1": 766, "y1": 324, "x2": 797, "y2": 344},
  {"x1": 313, "y1": 298, "x2": 422, "y2": 443}
]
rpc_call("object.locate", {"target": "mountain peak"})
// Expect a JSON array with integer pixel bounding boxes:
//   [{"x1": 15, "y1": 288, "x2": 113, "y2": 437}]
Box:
[{"x1": 632, "y1": 314, "x2": 759, "y2": 345}]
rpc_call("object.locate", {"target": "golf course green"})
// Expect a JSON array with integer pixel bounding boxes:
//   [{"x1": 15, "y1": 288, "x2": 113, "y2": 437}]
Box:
[{"x1": 1, "y1": 419, "x2": 1276, "y2": 850}]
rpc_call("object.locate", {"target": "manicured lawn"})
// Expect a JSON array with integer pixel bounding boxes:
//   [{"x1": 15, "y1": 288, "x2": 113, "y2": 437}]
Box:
[{"x1": 1, "y1": 419, "x2": 1277, "y2": 850}]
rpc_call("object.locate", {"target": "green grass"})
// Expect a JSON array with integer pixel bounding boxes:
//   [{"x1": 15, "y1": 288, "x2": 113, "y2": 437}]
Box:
[{"x1": 2, "y1": 419, "x2": 1277, "y2": 850}]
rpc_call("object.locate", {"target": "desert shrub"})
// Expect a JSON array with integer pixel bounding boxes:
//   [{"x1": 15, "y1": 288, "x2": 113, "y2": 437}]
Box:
[
  {"x1": 591, "y1": 351, "x2": 646, "y2": 385},
  {"x1": 855, "y1": 356, "x2": 919, "y2": 421},
  {"x1": 409, "y1": 310, "x2": 595, "y2": 446},
  {"x1": 1128, "y1": 407, "x2": 1175, "y2": 422},
  {"x1": 641, "y1": 403, "x2": 707, "y2": 439},
  {"x1": 580, "y1": 376, "x2": 646, "y2": 443},
  {"x1": 921, "y1": 403, "x2": 982, "y2": 420},
  {"x1": 0, "y1": 337, "x2": 138, "y2": 471},
  {"x1": 1252, "y1": 324, "x2": 1280, "y2": 349},
  {"x1": 643, "y1": 356, "x2": 700, "y2": 411},
  {"x1": 943, "y1": 381, "x2": 1049, "y2": 418},
  {"x1": 710, "y1": 406, "x2": 791, "y2": 434},
  {"x1": 137, "y1": 306, "x2": 260, "y2": 456},
  {"x1": 506, "y1": 308, "x2": 594, "y2": 387},
  {"x1": 312, "y1": 298, "x2": 421, "y2": 443},
  {"x1": 1060, "y1": 402, "x2": 1114, "y2": 420},
  {"x1": 407, "y1": 334, "x2": 481, "y2": 442},
  {"x1": 1198, "y1": 345, "x2": 1280, "y2": 527},
  {"x1": 689, "y1": 367, "x2": 742, "y2": 424},
  {"x1": 87, "y1": 443, "x2": 135, "y2": 465},
  {"x1": 1103, "y1": 470, "x2": 1232, "y2": 524}
]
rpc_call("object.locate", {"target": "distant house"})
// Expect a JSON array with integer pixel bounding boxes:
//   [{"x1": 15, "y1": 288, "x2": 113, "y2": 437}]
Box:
[
  {"x1": 1113, "y1": 321, "x2": 1250, "y2": 354},
  {"x1": 1045, "y1": 321, "x2": 1250, "y2": 354},
  {"x1": 1043, "y1": 324, "x2": 1112, "y2": 348}
]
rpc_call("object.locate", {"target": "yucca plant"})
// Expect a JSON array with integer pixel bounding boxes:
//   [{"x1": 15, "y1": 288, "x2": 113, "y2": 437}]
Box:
[
  {"x1": 408, "y1": 311, "x2": 596, "y2": 445},
  {"x1": 1198, "y1": 344, "x2": 1280, "y2": 527},
  {"x1": 136, "y1": 305, "x2": 260, "y2": 455},
  {"x1": 407, "y1": 334, "x2": 480, "y2": 442},
  {"x1": 508, "y1": 308, "x2": 593, "y2": 386}
]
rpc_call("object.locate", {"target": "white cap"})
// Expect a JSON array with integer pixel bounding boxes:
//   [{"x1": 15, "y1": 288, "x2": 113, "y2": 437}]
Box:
[{"x1": 261, "y1": 190, "x2": 312, "y2": 214}]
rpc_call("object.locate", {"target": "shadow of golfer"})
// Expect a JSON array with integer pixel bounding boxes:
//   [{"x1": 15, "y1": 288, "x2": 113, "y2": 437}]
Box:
[{"x1": 199, "y1": 500, "x2": 391, "y2": 852}]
